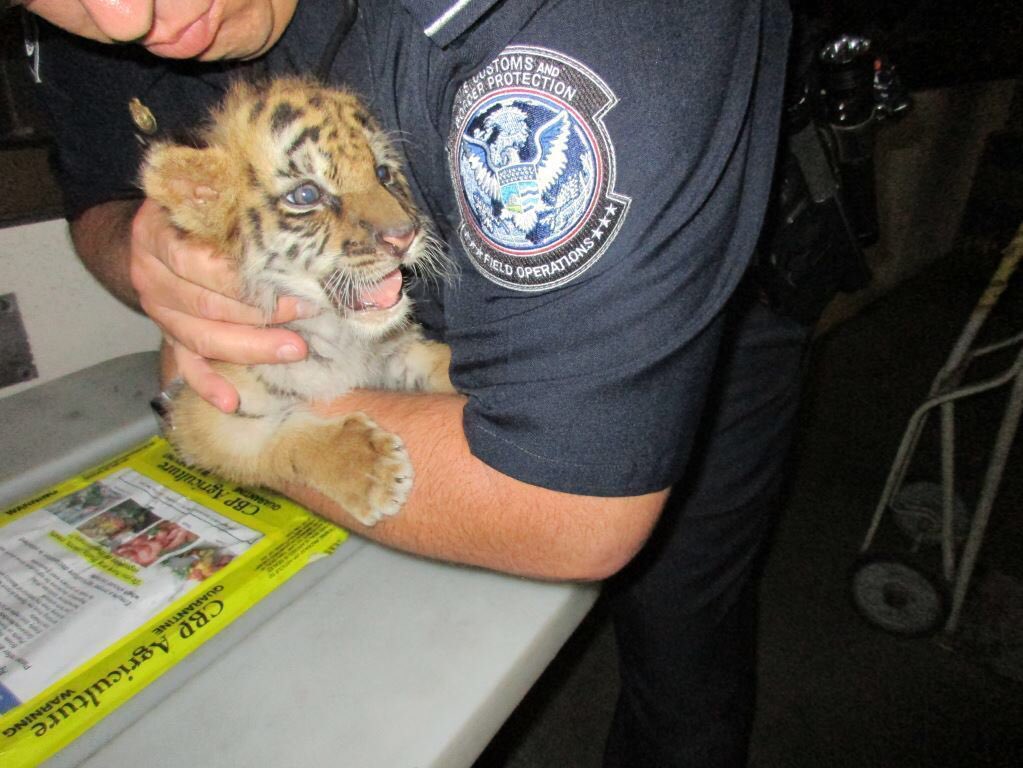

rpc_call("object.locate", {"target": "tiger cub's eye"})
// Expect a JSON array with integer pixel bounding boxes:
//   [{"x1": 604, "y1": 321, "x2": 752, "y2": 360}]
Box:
[
  {"x1": 375, "y1": 164, "x2": 393, "y2": 185},
  {"x1": 284, "y1": 182, "x2": 323, "y2": 208}
]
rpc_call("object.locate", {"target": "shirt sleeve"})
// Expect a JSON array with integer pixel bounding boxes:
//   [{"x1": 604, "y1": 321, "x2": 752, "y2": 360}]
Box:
[{"x1": 443, "y1": 0, "x2": 792, "y2": 496}]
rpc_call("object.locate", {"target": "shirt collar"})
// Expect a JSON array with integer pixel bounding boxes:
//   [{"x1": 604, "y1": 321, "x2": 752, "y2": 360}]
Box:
[{"x1": 400, "y1": 0, "x2": 503, "y2": 47}]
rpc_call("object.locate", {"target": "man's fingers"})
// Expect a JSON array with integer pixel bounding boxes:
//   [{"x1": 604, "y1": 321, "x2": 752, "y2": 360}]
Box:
[
  {"x1": 132, "y1": 201, "x2": 233, "y2": 292},
  {"x1": 150, "y1": 306, "x2": 307, "y2": 365},
  {"x1": 133, "y1": 199, "x2": 245, "y2": 300},
  {"x1": 272, "y1": 294, "x2": 322, "y2": 324},
  {"x1": 161, "y1": 233, "x2": 244, "y2": 298},
  {"x1": 135, "y1": 245, "x2": 313, "y2": 326},
  {"x1": 131, "y1": 235, "x2": 259, "y2": 322},
  {"x1": 141, "y1": 260, "x2": 272, "y2": 324},
  {"x1": 170, "y1": 342, "x2": 240, "y2": 414}
]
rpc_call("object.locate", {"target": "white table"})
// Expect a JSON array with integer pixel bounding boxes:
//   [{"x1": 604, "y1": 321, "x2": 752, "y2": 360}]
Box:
[{"x1": 0, "y1": 353, "x2": 598, "y2": 767}]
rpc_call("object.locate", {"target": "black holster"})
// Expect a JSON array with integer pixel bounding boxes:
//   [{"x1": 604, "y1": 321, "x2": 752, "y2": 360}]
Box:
[{"x1": 754, "y1": 118, "x2": 872, "y2": 326}]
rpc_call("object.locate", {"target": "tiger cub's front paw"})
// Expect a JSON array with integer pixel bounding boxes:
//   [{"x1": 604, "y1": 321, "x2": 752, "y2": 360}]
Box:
[
  {"x1": 310, "y1": 413, "x2": 413, "y2": 527},
  {"x1": 349, "y1": 416, "x2": 413, "y2": 526}
]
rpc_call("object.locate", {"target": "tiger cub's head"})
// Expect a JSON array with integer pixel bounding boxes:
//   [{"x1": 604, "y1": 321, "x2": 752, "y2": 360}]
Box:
[{"x1": 141, "y1": 77, "x2": 443, "y2": 334}]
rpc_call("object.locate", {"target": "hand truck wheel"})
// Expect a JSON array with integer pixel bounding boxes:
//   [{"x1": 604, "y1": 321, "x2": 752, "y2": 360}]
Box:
[{"x1": 849, "y1": 554, "x2": 949, "y2": 637}]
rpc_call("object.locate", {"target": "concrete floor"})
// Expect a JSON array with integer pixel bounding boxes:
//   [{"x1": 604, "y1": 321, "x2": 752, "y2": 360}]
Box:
[{"x1": 472, "y1": 200, "x2": 1023, "y2": 766}]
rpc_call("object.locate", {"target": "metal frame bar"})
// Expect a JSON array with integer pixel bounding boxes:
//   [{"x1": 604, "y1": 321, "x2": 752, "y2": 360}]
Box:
[{"x1": 859, "y1": 222, "x2": 1023, "y2": 634}]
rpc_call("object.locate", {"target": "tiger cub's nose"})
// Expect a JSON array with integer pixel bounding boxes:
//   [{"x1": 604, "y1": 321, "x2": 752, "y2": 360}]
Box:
[{"x1": 377, "y1": 223, "x2": 418, "y2": 257}]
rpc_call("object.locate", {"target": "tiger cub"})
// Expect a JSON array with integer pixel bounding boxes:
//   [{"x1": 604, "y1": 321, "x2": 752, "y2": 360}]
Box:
[{"x1": 141, "y1": 77, "x2": 453, "y2": 526}]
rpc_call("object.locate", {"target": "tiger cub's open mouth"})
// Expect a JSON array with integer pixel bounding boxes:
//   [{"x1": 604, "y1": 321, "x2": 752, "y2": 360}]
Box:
[{"x1": 323, "y1": 268, "x2": 406, "y2": 314}]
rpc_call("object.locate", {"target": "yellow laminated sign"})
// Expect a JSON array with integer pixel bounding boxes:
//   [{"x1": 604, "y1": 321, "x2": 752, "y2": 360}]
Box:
[{"x1": 0, "y1": 436, "x2": 346, "y2": 767}]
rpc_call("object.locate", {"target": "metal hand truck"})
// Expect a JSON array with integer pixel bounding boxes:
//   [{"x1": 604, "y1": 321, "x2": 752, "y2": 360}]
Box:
[{"x1": 850, "y1": 221, "x2": 1023, "y2": 636}]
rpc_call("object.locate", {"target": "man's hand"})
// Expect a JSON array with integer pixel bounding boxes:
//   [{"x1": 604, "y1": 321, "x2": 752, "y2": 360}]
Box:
[
  {"x1": 72, "y1": 198, "x2": 315, "y2": 412},
  {"x1": 129, "y1": 199, "x2": 316, "y2": 411}
]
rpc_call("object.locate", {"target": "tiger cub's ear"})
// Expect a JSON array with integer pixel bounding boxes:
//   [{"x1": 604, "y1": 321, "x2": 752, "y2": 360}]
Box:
[{"x1": 141, "y1": 144, "x2": 237, "y2": 245}]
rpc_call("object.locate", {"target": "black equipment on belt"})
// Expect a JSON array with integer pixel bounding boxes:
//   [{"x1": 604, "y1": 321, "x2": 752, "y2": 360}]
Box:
[{"x1": 755, "y1": 32, "x2": 911, "y2": 326}]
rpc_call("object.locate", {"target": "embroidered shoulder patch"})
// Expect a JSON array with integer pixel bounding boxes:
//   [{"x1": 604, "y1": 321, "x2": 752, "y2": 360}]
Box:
[{"x1": 449, "y1": 46, "x2": 631, "y2": 291}]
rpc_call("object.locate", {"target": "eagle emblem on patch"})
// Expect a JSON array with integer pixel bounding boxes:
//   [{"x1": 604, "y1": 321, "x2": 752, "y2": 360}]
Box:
[{"x1": 449, "y1": 46, "x2": 631, "y2": 291}]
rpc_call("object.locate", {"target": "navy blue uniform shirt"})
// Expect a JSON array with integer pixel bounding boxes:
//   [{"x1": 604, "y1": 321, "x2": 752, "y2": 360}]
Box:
[{"x1": 34, "y1": 0, "x2": 791, "y2": 497}]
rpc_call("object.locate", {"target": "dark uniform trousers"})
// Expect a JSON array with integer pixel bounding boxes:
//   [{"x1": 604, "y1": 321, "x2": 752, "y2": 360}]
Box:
[{"x1": 604, "y1": 283, "x2": 809, "y2": 768}]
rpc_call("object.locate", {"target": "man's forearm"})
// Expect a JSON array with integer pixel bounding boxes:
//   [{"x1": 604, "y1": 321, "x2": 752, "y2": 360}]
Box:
[
  {"x1": 69, "y1": 199, "x2": 143, "y2": 310},
  {"x1": 284, "y1": 390, "x2": 667, "y2": 581}
]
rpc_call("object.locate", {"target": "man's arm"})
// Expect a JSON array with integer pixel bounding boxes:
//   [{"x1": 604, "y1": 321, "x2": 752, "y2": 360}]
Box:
[
  {"x1": 70, "y1": 199, "x2": 143, "y2": 310},
  {"x1": 295, "y1": 388, "x2": 667, "y2": 581}
]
